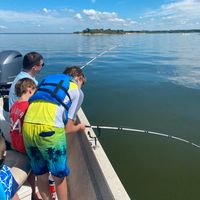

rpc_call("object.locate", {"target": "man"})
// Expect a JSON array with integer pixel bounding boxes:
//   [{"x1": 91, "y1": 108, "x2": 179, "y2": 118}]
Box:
[
  {"x1": 9, "y1": 52, "x2": 44, "y2": 110},
  {"x1": 23, "y1": 66, "x2": 86, "y2": 200}
]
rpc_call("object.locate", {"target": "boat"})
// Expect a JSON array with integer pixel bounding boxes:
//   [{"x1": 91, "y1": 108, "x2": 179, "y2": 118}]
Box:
[{"x1": 0, "y1": 50, "x2": 130, "y2": 199}]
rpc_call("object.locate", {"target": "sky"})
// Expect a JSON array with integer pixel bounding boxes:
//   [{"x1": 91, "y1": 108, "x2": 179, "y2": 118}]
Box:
[{"x1": 0, "y1": 0, "x2": 200, "y2": 33}]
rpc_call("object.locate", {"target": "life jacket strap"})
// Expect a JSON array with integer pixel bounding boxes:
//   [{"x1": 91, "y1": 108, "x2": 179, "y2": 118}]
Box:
[
  {"x1": 38, "y1": 81, "x2": 72, "y2": 102},
  {"x1": 37, "y1": 79, "x2": 72, "y2": 110}
]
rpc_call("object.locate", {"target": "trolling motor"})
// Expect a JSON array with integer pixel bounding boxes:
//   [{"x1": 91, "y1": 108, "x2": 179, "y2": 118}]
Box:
[{"x1": 0, "y1": 50, "x2": 23, "y2": 111}]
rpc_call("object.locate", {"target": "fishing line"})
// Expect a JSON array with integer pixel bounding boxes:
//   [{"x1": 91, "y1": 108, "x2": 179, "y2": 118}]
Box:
[
  {"x1": 86, "y1": 125, "x2": 200, "y2": 149},
  {"x1": 81, "y1": 45, "x2": 119, "y2": 69},
  {"x1": 80, "y1": 44, "x2": 200, "y2": 149}
]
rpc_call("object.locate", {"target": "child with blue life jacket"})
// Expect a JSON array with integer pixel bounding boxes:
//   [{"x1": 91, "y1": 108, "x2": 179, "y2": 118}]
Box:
[
  {"x1": 0, "y1": 135, "x2": 19, "y2": 200},
  {"x1": 23, "y1": 66, "x2": 86, "y2": 200}
]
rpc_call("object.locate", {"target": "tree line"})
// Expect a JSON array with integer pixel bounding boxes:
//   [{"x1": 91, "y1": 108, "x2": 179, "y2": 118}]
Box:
[{"x1": 74, "y1": 28, "x2": 200, "y2": 34}]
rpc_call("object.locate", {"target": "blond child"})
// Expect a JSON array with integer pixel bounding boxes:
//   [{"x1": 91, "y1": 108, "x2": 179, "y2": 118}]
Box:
[
  {"x1": 9, "y1": 78, "x2": 41, "y2": 200},
  {"x1": 10, "y1": 78, "x2": 36, "y2": 153}
]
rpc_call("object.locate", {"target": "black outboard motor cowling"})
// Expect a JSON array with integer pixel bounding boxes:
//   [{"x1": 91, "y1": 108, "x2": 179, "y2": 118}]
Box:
[{"x1": 0, "y1": 50, "x2": 22, "y2": 111}]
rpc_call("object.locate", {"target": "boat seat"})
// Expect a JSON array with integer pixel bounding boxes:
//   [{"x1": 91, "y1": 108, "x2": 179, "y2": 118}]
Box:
[{"x1": 5, "y1": 150, "x2": 31, "y2": 188}]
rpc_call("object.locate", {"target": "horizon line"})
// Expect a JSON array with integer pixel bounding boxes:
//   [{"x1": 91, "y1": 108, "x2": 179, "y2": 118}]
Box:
[{"x1": 0, "y1": 28, "x2": 200, "y2": 34}]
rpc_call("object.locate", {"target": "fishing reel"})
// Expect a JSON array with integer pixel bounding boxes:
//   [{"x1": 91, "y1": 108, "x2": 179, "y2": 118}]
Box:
[{"x1": 87, "y1": 125, "x2": 101, "y2": 149}]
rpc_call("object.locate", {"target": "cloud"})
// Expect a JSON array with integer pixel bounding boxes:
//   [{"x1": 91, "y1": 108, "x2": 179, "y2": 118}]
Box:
[
  {"x1": 0, "y1": 6, "x2": 137, "y2": 32},
  {"x1": 0, "y1": 9, "x2": 77, "y2": 32},
  {"x1": 160, "y1": 0, "x2": 200, "y2": 16},
  {"x1": 75, "y1": 13, "x2": 83, "y2": 20},
  {"x1": 83, "y1": 9, "x2": 119, "y2": 21},
  {"x1": 62, "y1": 8, "x2": 75, "y2": 13},
  {"x1": 43, "y1": 8, "x2": 50, "y2": 14},
  {"x1": 0, "y1": 9, "x2": 58, "y2": 23},
  {"x1": 82, "y1": 9, "x2": 135, "y2": 26},
  {"x1": 142, "y1": 0, "x2": 200, "y2": 29},
  {"x1": 0, "y1": 25, "x2": 8, "y2": 29},
  {"x1": 0, "y1": 1, "x2": 200, "y2": 32},
  {"x1": 42, "y1": 8, "x2": 58, "y2": 14}
]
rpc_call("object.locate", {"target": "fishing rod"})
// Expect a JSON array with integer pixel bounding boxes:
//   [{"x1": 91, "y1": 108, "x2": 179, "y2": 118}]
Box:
[
  {"x1": 81, "y1": 45, "x2": 119, "y2": 69},
  {"x1": 86, "y1": 125, "x2": 200, "y2": 149}
]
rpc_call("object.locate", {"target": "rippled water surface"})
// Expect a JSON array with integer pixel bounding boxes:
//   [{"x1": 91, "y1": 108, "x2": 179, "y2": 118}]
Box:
[{"x1": 1, "y1": 33, "x2": 200, "y2": 200}]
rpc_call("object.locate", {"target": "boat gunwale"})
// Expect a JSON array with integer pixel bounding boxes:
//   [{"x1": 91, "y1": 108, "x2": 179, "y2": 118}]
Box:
[{"x1": 76, "y1": 108, "x2": 130, "y2": 200}]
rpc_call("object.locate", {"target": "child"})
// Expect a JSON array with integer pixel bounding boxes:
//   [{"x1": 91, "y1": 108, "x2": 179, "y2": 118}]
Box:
[
  {"x1": 9, "y1": 78, "x2": 41, "y2": 200},
  {"x1": 0, "y1": 135, "x2": 19, "y2": 200},
  {"x1": 10, "y1": 78, "x2": 36, "y2": 153},
  {"x1": 23, "y1": 66, "x2": 86, "y2": 199}
]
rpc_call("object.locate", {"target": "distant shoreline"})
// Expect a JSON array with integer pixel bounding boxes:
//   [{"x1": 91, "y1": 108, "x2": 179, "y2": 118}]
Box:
[
  {"x1": 0, "y1": 29, "x2": 200, "y2": 34},
  {"x1": 74, "y1": 28, "x2": 200, "y2": 34}
]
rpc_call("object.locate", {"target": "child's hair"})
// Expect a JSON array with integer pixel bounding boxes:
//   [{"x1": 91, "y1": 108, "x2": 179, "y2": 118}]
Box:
[
  {"x1": 0, "y1": 135, "x2": 6, "y2": 169},
  {"x1": 63, "y1": 66, "x2": 86, "y2": 85},
  {"x1": 15, "y1": 78, "x2": 36, "y2": 97}
]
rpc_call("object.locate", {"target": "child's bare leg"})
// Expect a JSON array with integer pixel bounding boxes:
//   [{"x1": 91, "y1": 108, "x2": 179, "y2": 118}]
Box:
[
  {"x1": 11, "y1": 193, "x2": 20, "y2": 200},
  {"x1": 53, "y1": 175, "x2": 68, "y2": 200},
  {"x1": 37, "y1": 173, "x2": 52, "y2": 200},
  {"x1": 27, "y1": 173, "x2": 42, "y2": 200}
]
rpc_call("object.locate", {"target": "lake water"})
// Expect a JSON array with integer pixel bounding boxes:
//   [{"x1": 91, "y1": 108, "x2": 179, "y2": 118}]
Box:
[{"x1": 1, "y1": 33, "x2": 200, "y2": 200}]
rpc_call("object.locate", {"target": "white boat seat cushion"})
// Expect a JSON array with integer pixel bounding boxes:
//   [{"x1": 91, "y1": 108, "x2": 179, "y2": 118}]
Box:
[{"x1": 5, "y1": 150, "x2": 31, "y2": 188}]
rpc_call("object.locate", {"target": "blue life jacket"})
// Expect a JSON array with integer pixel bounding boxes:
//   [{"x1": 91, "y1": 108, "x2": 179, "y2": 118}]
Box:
[{"x1": 30, "y1": 74, "x2": 72, "y2": 110}]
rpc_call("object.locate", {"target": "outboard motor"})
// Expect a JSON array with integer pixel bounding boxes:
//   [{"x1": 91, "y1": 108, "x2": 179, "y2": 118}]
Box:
[
  {"x1": 0, "y1": 50, "x2": 22, "y2": 142},
  {"x1": 0, "y1": 50, "x2": 23, "y2": 111}
]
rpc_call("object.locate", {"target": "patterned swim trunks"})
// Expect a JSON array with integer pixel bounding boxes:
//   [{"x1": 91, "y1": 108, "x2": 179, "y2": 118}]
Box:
[{"x1": 23, "y1": 123, "x2": 69, "y2": 177}]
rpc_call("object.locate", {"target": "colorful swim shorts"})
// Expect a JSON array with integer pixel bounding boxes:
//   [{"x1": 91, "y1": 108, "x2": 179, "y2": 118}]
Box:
[{"x1": 23, "y1": 122, "x2": 69, "y2": 177}]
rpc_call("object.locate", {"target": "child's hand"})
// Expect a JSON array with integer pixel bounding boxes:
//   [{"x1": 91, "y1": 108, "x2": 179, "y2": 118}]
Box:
[{"x1": 79, "y1": 123, "x2": 86, "y2": 131}]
